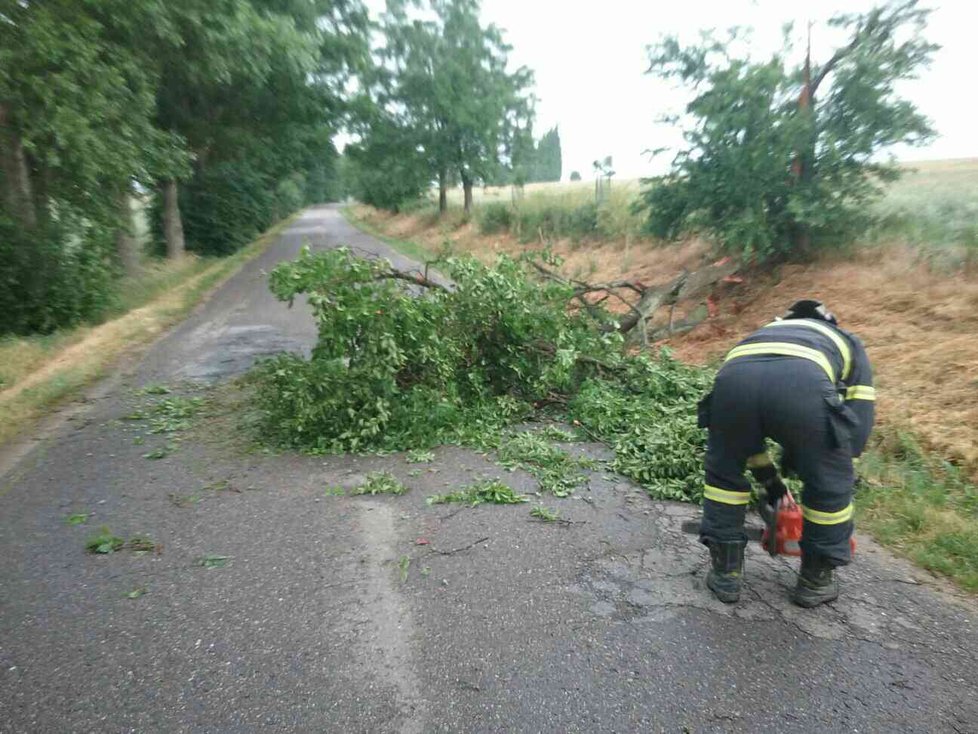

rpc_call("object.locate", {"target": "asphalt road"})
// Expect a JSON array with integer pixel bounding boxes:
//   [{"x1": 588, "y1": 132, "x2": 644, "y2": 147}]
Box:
[{"x1": 2, "y1": 206, "x2": 977, "y2": 733}]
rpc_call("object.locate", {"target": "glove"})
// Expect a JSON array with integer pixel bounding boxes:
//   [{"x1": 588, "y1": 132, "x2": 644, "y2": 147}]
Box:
[
  {"x1": 750, "y1": 464, "x2": 787, "y2": 506},
  {"x1": 762, "y1": 473, "x2": 788, "y2": 506}
]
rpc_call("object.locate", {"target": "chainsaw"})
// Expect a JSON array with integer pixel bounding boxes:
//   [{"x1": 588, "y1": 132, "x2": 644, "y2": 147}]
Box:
[
  {"x1": 681, "y1": 488, "x2": 855, "y2": 557},
  {"x1": 681, "y1": 489, "x2": 803, "y2": 557}
]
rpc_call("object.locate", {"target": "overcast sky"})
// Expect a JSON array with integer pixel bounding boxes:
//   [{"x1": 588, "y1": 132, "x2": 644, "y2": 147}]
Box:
[{"x1": 360, "y1": 1, "x2": 976, "y2": 180}]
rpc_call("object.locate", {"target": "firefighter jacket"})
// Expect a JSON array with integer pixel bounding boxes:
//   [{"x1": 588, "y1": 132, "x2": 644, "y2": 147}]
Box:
[{"x1": 722, "y1": 317, "x2": 875, "y2": 457}]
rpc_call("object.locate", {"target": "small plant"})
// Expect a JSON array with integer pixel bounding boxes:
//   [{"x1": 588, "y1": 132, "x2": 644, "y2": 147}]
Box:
[
  {"x1": 530, "y1": 506, "x2": 559, "y2": 522},
  {"x1": 427, "y1": 478, "x2": 527, "y2": 507},
  {"x1": 538, "y1": 425, "x2": 578, "y2": 442},
  {"x1": 148, "y1": 397, "x2": 203, "y2": 434},
  {"x1": 86, "y1": 527, "x2": 125, "y2": 554},
  {"x1": 127, "y1": 536, "x2": 158, "y2": 553},
  {"x1": 406, "y1": 449, "x2": 435, "y2": 464},
  {"x1": 143, "y1": 446, "x2": 173, "y2": 460},
  {"x1": 139, "y1": 384, "x2": 171, "y2": 395},
  {"x1": 352, "y1": 471, "x2": 408, "y2": 496},
  {"x1": 125, "y1": 588, "x2": 147, "y2": 599},
  {"x1": 65, "y1": 513, "x2": 89, "y2": 526},
  {"x1": 498, "y1": 432, "x2": 588, "y2": 497},
  {"x1": 168, "y1": 492, "x2": 203, "y2": 508},
  {"x1": 197, "y1": 554, "x2": 231, "y2": 569},
  {"x1": 324, "y1": 485, "x2": 346, "y2": 497},
  {"x1": 398, "y1": 555, "x2": 411, "y2": 583}
]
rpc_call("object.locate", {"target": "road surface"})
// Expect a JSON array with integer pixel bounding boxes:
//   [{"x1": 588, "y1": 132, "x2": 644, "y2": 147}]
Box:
[{"x1": 2, "y1": 206, "x2": 977, "y2": 733}]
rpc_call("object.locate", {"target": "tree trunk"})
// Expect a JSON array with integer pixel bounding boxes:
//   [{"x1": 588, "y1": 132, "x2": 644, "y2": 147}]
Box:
[
  {"x1": 791, "y1": 31, "x2": 816, "y2": 253},
  {"x1": 115, "y1": 187, "x2": 140, "y2": 277},
  {"x1": 162, "y1": 179, "x2": 185, "y2": 259},
  {"x1": 461, "y1": 173, "x2": 473, "y2": 214},
  {"x1": 0, "y1": 103, "x2": 37, "y2": 229},
  {"x1": 438, "y1": 168, "x2": 447, "y2": 214}
]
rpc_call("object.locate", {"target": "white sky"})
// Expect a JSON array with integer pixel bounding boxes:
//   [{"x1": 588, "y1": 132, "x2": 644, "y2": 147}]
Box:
[{"x1": 359, "y1": 1, "x2": 977, "y2": 180}]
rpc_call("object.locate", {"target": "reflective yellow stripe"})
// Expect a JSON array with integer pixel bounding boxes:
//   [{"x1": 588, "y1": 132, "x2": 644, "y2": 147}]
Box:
[
  {"x1": 725, "y1": 342, "x2": 836, "y2": 382},
  {"x1": 802, "y1": 503, "x2": 854, "y2": 525},
  {"x1": 765, "y1": 319, "x2": 852, "y2": 380},
  {"x1": 846, "y1": 385, "x2": 876, "y2": 401},
  {"x1": 704, "y1": 485, "x2": 751, "y2": 505}
]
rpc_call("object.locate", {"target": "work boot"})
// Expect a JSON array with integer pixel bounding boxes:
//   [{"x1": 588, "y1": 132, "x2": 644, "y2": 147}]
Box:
[
  {"x1": 705, "y1": 541, "x2": 744, "y2": 603},
  {"x1": 792, "y1": 555, "x2": 839, "y2": 608}
]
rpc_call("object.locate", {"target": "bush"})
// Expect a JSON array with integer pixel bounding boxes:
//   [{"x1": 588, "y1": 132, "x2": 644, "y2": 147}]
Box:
[
  {"x1": 251, "y1": 247, "x2": 715, "y2": 501},
  {"x1": 0, "y1": 216, "x2": 116, "y2": 335},
  {"x1": 478, "y1": 202, "x2": 513, "y2": 234},
  {"x1": 514, "y1": 201, "x2": 600, "y2": 242}
]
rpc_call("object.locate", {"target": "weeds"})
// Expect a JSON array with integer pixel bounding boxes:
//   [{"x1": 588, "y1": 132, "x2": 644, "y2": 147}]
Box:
[
  {"x1": 197, "y1": 554, "x2": 231, "y2": 569},
  {"x1": 143, "y1": 446, "x2": 174, "y2": 460},
  {"x1": 857, "y1": 431, "x2": 978, "y2": 591},
  {"x1": 65, "y1": 513, "x2": 89, "y2": 526},
  {"x1": 398, "y1": 555, "x2": 411, "y2": 583},
  {"x1": 530, "y1": 506, "x2": 559, "y2": 522},
  {"x1": 148, "y1": 397, "x2": 203, "y2": 434},
  {"x1": 127, "y1": 536, "x2": 159, "y2": 554},
  {"x1": 85, "y1": 527, "x2": 125, "y2": 554},
  {"x1": 538, "y1": 425, "x2": 579, "y2": 442},
  {"x1": 124, "y1": 588, "x2": 148, "y2": 599},
  {"x1": 427, "y1": 478, "x2": 527, "y2": 507},
  {"x1": 352, "y1": 471, "x2": 408, "y2": 496},
  {"x1": 497, "y1": 431, "x2": 591, "y2": 497},
  {"x1": 406, "y1": 449, "x2": 435, "y2": 464}
]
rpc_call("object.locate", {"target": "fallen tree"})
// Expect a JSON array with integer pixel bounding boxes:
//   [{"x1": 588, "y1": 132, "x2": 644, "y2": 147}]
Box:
[{"x1": 253, "y1": 246, "x2": 717, "y2": 501}]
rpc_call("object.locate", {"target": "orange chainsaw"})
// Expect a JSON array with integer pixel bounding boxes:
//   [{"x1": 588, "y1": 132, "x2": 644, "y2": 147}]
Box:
[
  {"x1": 682, "y1": 488, "x2": 855, "y2": 557},
  {"x1": 681, "y1": 491, "x2": 801, "y2": 556}
]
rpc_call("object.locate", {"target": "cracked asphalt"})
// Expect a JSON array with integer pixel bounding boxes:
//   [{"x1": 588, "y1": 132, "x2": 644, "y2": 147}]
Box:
[{"x1": 2, "y1": 205, "x2": 977, "y2": 733}]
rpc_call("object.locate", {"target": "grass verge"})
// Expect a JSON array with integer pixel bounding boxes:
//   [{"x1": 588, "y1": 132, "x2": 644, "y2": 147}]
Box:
[
  {"x1": 0, "y1": 214, "x2": 296, "y2": 448},
  {"x1": 858, "y1": 429, "x2": 978, "y2": 591},
  {"x1": 342, "y1": 205, "x2": 441, "y2": 263}
]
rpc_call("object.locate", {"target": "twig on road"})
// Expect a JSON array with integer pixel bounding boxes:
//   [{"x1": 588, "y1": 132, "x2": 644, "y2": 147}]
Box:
[{"x1": 430, "y1": 536, "x2": 490, "y2": 556}]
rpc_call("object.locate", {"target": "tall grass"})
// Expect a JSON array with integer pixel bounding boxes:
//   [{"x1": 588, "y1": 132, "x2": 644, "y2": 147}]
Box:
[
  {"x1": 428, "y1": 160, "x2": 978, "y2": 262},
  {"x1": 858, "y1": 429, "x2": 978, "y2": 590},
  {"x1": 437, "y1": 179, "x2": 648, "y2": 242}
]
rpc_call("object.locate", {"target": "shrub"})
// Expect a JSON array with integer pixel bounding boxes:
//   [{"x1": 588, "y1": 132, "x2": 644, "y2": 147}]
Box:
[
  {"x1": 0, "y1": 216, "x2": 116, "y2": 335},
  {"x1": 478, "y1": 202, "x2": 513, "y2": 234}
]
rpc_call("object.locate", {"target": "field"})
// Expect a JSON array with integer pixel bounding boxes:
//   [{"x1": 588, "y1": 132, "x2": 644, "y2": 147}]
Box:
[
  {"x1": 347, "y1": 158, "x2": 978, "y2": 591},
  {"x1": 411, "y1": 159, "x2": 978, "y2": 266}
]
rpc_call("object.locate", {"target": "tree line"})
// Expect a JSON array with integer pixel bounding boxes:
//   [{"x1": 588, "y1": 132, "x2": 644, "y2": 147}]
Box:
[
  {"x1": 1, "y1": 0, "x2": 367, "y2": 334},
  {"x1": 1, "y1": 0, "x2": 938, "y2": 336}
]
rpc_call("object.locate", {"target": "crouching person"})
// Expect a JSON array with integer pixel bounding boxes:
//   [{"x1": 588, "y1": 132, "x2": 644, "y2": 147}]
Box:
[{"x1": 697, "y1": 300, "x2": 875, "y2": 607}]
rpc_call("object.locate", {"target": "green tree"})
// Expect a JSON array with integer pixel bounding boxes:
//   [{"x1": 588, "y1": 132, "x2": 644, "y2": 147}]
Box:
[
  {"x1": 0, "y1": 0, "x2": 186, "y2": 331},
  {"x1": 151, "y1": 0, "x2": 368, "y2": 256},
  {"x1": 637, "y1": 1, "x2": 936, "y2": 262},
  {"x1": 377, "y1": 0, "x2": 534, "y2": 213},
  {"x1": 569, "y1": 170, "x2": 582, "y2": 182},
  {"x1": 529, "y1": 126, "x2": 562, "y2": 183}
]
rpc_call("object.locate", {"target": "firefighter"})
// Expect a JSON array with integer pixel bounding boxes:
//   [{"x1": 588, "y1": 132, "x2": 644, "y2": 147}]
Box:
[{"x1": 696, "y1": 299, "x2": 875, "y2": 607}]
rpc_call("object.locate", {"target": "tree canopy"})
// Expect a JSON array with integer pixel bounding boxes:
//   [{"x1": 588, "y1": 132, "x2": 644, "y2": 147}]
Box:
[
  {"x1": 1, "y1": 0, "x2": 369, "y2": 334},
  {"x1": 637, "y1": 0, "x2": 937, "y2": 262},
  {"x1": 347, "y1": 0, "x2": 535, "y2": 213}
]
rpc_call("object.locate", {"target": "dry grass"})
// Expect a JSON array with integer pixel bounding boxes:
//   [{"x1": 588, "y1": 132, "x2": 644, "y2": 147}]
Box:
[{"x1": 0, "y1": 216, "x2": 293, "y2": 448}]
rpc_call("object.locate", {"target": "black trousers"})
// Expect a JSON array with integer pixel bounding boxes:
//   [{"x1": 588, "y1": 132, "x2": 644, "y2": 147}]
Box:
[{"x1": 698, "y1": 357, "x2": 855, "y2": 566}]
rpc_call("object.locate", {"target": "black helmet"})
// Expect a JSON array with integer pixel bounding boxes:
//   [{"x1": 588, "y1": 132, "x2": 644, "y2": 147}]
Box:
[{"x1": 782, "y1": 299, "x2": 837, "y2": 325}]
